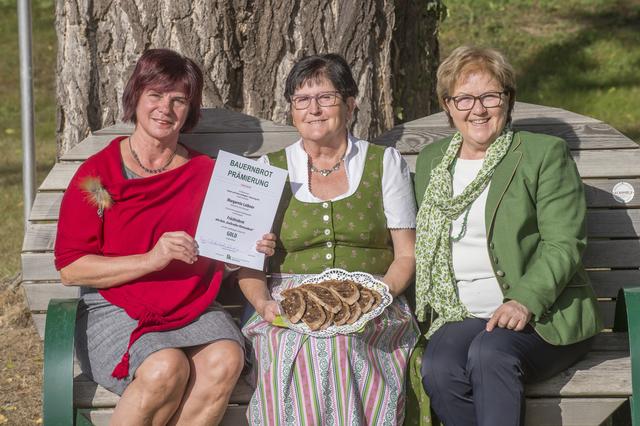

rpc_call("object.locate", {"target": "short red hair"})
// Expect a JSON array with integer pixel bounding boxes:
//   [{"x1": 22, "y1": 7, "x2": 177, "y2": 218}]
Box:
[{"x1": 122, "y1": 49, "x2": 204, "y2": 132}]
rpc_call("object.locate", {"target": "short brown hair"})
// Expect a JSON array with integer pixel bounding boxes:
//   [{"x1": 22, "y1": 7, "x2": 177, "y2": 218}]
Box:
[
  {"x1": 284, "y1": 53, "x2": 358, "y2": 102},
  {"x1": 437, "y1": 46, "x2": 516, "y2": 126},
  {"x1": 122, "y1": 49, "x2": 204, "y2": 132}
]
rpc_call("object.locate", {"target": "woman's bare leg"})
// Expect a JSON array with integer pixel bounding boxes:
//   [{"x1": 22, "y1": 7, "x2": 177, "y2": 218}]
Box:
[
  {"x1": 169, "y1": 340, "x2": 244, "y2": 425},
  {"x1": 110, "y1": 348, "x2": 190, "y2": 426}
]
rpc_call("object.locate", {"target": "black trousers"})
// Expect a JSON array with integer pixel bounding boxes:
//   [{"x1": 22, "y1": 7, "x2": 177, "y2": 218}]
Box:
[{"x1": 420, "y1": 318, "x2": 592, "y2": 426}]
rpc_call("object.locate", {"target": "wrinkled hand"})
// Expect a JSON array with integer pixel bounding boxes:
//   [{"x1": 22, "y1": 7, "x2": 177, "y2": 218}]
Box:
[
  {"x1": 256, "y1": 233, "x2": 277, "y2": 257},
  {"x1": 146, "y1": 231, "x2": 199, "y2": 271},
  {"x1": 256, "y1": 299, "x2": 280, "y2": 323},
  {"x1": 486, "y1": 300, "x2": 532, "y2": 332}
]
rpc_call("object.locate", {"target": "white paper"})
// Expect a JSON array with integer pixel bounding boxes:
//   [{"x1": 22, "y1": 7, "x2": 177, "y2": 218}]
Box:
[{"x1": 195, "y1": 150, "x2": 287, "y2": 270}]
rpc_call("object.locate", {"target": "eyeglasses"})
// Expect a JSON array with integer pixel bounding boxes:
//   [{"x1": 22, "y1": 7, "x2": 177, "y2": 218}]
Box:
[
  {"x1": 290, "y1": 91, "x2": 342, "y2": 110},
  {"x1": 446, "y1": 91, "x2": 508, "y2": 111}
]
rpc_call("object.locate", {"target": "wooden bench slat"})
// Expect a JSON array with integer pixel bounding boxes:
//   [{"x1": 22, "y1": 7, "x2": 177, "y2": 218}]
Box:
[
  {"x1": 61, "y1": 132, "x2": 300, "y2": 163},
  {"x1": 588, "y1": 270, "x2": 640, "y2": 298},
  {"x1": 524, "y1": 398, "x2": 627, "y2": 426},
  {"x1": 591, "y1": 332, "x2": 629, "y2": 352},
  {"x1": 22, "y1": 209, "x2": 640, "y2": 254},
  {"x1": 21, "y1": 253, "x2": 58, "y2": 282},
  {"x1": 29, "y1": 192, "x2": 63, "y2": 221},
  {"x1": 30, "y1": 178, "x2": 640, "y2": 214},
  {"x1": 402, "y1": 102, "x2": 602, "y2": 128},
  {"x1": 74, "y1": 370, "x2": 254, "y2": 408},
  {"x1": 78, "y1": 396, "x2": 628, "y2": 426},
  {"x1": 22, "y1": 239, "x2": 640, "y2": 285},
  {"x1": 402, "y1": 150, "x2": 640, "y2": 178},
  {"x1": 525, "y1": 351, "x2": 630, "y2": 397},
  {"x1": 375, "y1": 123, "x2": 638, "y2": 152},
  {"x1": 584, "y1": 240, "x2": 640, "y2": 268},
  {"x1": 81, "y1": 405, "x2": 248, "y2": 426},
  {"x1": 22, "y1": 223, "x2": 58, "y2": 251},
  {"x1": 585, "y1": 179, "x2": 640, "y2": 208},
  {"x1": 93, "y1": 108, "x2": 296, "y2": 135},
  {"x1": 23, "y1": 283, "x2": 79, "y2": 311},
  {"x1": 587, "y1": 209, "x2": 640, "y2": 238},
  {"x1": 598, "y1": 300, "x2": 617, "y2": 330},
  {"x1": 570, "y1": 150, "x2": 640, "y2": 178}
]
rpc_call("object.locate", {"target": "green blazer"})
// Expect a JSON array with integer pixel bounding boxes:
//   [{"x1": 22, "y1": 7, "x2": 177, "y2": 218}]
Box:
[{"x1": 414, "y1": 131, "x2": 602, "y2": 345}]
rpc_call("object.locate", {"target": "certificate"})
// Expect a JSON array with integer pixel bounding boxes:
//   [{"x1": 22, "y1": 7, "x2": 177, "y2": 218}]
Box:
[{"x1": 195, "y1": 150, "x2": 287, "y2": 270}]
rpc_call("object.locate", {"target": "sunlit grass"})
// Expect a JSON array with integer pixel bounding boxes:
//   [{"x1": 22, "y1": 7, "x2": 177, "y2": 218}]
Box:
[
  {"x1": 439, "y1": 0, "x2": 640, "y2": 142},
  {"x1": 0, "y1": 0, "x2": 56, "y2": 279}
]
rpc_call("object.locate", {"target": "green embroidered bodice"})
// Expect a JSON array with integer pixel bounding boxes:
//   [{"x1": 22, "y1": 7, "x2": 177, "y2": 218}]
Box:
[{"x1": 268, "y1": 144, "x2": 394, "y2": 275}]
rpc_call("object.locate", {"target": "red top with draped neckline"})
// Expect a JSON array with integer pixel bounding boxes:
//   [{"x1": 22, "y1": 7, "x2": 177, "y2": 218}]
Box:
[{"x1": 55, "y1": 136, "x2": 223, "y2": 379}]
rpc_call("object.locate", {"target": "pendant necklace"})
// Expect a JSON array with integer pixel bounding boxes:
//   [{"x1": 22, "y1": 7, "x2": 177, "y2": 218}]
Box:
[{"x1": 307, "y1": 155, "x2": 343, "y2": 177}]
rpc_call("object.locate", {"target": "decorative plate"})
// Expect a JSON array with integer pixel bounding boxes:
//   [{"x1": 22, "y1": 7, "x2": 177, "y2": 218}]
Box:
[{"x1": 272, "y1": 268, "x2": 393, "y2": 338}]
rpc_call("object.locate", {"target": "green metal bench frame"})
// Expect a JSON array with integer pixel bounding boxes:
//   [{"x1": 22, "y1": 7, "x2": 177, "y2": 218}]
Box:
[{"x1": 625, "y1": 287, "x2": 640, "y2": 424}]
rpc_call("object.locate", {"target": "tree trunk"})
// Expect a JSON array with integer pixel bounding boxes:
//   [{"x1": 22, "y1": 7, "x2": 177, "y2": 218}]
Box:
[{"x1": 55, "y1": 0, "x2": 443, "y2": 155}]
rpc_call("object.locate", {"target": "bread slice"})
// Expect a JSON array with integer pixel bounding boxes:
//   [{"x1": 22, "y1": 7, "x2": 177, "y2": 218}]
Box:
[
  {"x1": 332, "y1": 301, "x2": 351, "y2": 326},
  {"x1": 322, "y1": 280, "x2": 360, "y2": 305},
  {"x1": 370, "y1": 288, "x2": 382, "y2": 310},
  {"x1": 302, "y1": 284, "x2": 342, "y2": 314},
  {"x1": 320, "y1": 308, "x2": 335, "y2": 330},
  {"x1": 357, "y1": 287, "x2": 376, "y2": 314},
  {"x1": 301, "y1": 296, "x2": 326, "y2": 331},
  {"x1": 346, "y1": 300, "x2": 362, "y2": 325},
  {"x1": 280, "y1": 288, "x2": 306, "y2": 324}
]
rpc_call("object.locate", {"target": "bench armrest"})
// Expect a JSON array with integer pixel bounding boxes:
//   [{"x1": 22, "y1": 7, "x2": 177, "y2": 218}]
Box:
[
  {"x1": 43, "y1": 298, "x2": 80, "y2": 426},
  {"x1": 623, "y1": 287, "x2": 640, "y2": 425}
]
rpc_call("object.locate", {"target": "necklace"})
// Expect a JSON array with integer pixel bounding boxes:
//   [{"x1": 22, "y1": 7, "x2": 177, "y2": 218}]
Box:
[
  {"x1": 449, "y1": 154, "x2": 471, "y2": 242},
  {"x1": 451, "y1": 206, "x2": 472, "y2": 242},
  {"x1": 128, "y1": 137, "x2": 177, "y2": 174},
  {"x1": 308, "y1": 155, "x2": 343, "y2": 177}
]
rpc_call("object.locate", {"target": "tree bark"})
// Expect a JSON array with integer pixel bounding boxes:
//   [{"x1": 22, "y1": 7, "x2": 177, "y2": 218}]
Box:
[{"x1": 55, "y1": 0, "x2": 443, "y2": 155}]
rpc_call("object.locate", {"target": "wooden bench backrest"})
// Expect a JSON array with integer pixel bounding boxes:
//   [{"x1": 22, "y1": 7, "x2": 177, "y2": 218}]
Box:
[{"x1": 21, "y1": 103, "x2": 640, "y2": 337}]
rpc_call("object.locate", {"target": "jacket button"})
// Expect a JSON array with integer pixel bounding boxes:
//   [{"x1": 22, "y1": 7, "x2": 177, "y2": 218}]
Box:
[
  {"x1": 489, "y1": 242, "x2": 495, "y2": 249},
  {"x1": 496, "y1": 270, "x2": 505, "y2": 277},
  {"x1": 502, "y1": 282, "x2": 510, "y2": 290}
]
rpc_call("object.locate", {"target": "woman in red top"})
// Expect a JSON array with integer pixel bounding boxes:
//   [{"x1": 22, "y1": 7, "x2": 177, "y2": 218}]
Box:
[{"x1": 55, "y1": 49, "x2": 275, "y2": 425}]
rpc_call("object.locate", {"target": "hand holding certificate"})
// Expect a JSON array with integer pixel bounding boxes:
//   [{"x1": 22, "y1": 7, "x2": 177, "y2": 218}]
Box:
[{"x1": 196, "y1": 150, "x2": 287, "y2": 270}]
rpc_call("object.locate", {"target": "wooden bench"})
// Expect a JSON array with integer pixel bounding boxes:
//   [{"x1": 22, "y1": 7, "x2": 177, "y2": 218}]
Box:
[{"x1": 22, "y1": 103, "x2": 639, "y2": 425}]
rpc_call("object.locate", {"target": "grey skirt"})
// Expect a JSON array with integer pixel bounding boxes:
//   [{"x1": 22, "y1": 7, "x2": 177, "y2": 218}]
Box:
[{"x1": 75, "y1": 290, "x2": 245, "y2": 395}]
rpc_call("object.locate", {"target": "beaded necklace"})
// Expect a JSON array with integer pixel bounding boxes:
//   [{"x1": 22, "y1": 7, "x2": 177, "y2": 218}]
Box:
[{"x1": 129, "y1": 137, "x2": 177, "y2": 174}]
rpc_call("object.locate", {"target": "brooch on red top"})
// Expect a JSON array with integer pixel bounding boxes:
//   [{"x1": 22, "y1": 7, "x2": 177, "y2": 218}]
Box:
[{"x1": 79, "y1": 176, "x2": 113, "y2": 219}]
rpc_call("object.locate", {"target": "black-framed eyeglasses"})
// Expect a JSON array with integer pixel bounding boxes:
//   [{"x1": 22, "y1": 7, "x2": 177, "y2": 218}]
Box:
[
  {"x1": 290, "y1": 91, "x2": 342, "y2": 110},
  {"x1": 446, "y1": 91, "x2": 508, "y2": 111}
]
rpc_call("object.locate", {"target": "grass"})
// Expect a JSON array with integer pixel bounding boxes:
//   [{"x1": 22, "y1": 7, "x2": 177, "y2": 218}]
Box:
[
  {"x1": 438, "y1": 0, "x2": 640, "y2": 142},
  {"x1": 0, "y1": 0, "x2": 56, "y2": 279}
]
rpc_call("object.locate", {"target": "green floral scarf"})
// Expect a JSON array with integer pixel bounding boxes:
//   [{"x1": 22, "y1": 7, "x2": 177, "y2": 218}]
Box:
[{"x1": 415, "y1": 129, "x2": 514, "y2": 338}]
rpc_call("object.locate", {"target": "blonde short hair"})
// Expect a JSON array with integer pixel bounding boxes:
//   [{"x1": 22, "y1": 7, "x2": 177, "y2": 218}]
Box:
[{"x1": 437, "y1": 46, "x2": 516, "y2": 126}]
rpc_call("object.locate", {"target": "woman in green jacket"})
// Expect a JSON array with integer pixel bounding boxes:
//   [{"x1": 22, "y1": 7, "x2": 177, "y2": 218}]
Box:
[{"x1": 413, "y1": 46, "x2": 602, "y2": 426}]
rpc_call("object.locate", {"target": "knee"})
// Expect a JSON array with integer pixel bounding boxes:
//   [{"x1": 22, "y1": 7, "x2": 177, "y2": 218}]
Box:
[
  {"x1": 467, "y1": 332, "x2": 522, "y2": 377},
  {"x1": 198, "y1": 340, "x2": 244, "y2": 388},
  {"x1": 421, "y1": 347, "x2": 466, "y2": 396},
  {"x1": 135, "y1": 349, "x2": 190, "y2": 397}
]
